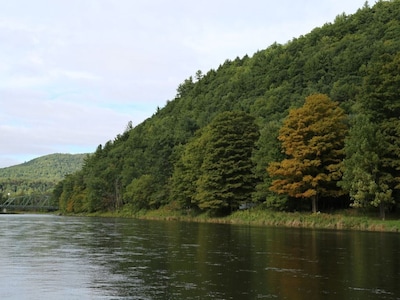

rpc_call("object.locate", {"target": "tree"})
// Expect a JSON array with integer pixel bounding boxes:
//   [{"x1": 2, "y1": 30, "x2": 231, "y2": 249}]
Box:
[
  {"x1": 381, "y1": 118, "x2": 400, "y2": 193},
  {"x1": 194, "y1": 111, "x2": 259, "y2": 215},
  {"x1": 349, "y1": 52, "x2": 400, "y2": 218},
  {"x1": 252, "y1": 120, "x2": 288, "y2": 210},
  {"x1": 124, "y1": 174, "x2": 158, "y2": 211},
  {"x1": 268, "y1": 94, "x2": 348, "y2": 213},
  {"x1": 360, "y1": 53, "x2": 400, "y2": 122},
  {"x1": 339, "y1": 114, "x2": 393, "y2": 219},
  {"x1": 169, "y1": 131, "x2": 209, "y2": 211}
]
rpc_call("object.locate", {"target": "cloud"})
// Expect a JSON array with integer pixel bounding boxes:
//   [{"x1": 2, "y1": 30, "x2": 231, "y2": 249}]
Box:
[{"x1": 0, "y1": 0, "x2": 367, "y2": 168}]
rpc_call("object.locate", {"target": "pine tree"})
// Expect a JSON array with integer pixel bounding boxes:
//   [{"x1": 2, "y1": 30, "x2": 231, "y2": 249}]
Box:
[
  {"x1": 339, "y1": 114, "x2": 393, "y2": 219},
  {"x1": 348, "y1": 52, "x2": 400, "y2": 218},
  {"x1": 194, "y1": 111, "x2": 259, "y2": 215},
  {"x1": 169, "y1": 130, "x2": 210, "y2": 211}
]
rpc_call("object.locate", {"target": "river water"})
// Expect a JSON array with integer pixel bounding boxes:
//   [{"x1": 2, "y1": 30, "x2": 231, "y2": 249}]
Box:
[{"x1": 0, "y1": 214, "x2": 399, "y2": 299}]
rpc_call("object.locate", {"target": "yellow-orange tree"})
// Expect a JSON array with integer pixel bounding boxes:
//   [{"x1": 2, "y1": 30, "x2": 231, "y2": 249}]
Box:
[{"x1": 267, "y1": 94, "x2": 348, "y2": 213}]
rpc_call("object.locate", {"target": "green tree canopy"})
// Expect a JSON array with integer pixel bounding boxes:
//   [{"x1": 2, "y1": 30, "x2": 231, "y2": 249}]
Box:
[
  {"x1": 194, "y1": 111, "x2": 259, "y2": 215},
  {"x1": 124, "y1": 174, "x2": 159, "y2": 211},
  {"x1": 339, "y1": 114, "x2": 393, "y2": 219},
  {"x1": 343, "y1": 52, "x2": 400, "y2": 219},
  {"x1": 169, "y1": 131, "x2": 210, "y2": 211}
]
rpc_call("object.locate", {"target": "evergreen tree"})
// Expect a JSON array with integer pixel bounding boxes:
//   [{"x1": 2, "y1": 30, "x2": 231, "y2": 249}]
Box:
[
  {"x1": 169, "y1": 131, "x2": 209, "y2": 211},
  {"x1": 350, "y1": 52, "x2": 400, "y2": 218},
  {"x1": 268, "y1": 94, "x2": 348, "y2": 213},
  {"x1": 361, "y1": 53, "x2": 400, "y2": 121},
  {"x1": 339, "y1": 114, "x2": 393, "y2": 219},
  {"x1": 253, "y1": 120, "x2": 288, "y2": 210},
  {"x1": 194, "y1": 111, "x2": 259, "y2": 215}
]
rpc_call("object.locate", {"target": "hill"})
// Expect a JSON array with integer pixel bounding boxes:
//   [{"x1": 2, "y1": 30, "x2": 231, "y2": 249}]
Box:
[
  {"x1": 54, "y1": 1, "x2": 400, "y2": 218},
  {"x1": 0, "y1": 153, "x2": 87, "y2": 197}
]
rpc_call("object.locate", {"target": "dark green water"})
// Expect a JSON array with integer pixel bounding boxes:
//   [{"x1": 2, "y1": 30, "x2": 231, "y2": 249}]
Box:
[{"x1": 0, "y1": 214, "x2": 399, "y2": 299}]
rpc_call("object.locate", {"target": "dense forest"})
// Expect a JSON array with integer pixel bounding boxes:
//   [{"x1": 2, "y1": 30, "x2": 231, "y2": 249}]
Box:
[
  {"x1": 0, "y1": 153, "x2": 86, "y2": 202},
  {"x1": 54, "y1": 1, "x2": 400, "y2": 219}
]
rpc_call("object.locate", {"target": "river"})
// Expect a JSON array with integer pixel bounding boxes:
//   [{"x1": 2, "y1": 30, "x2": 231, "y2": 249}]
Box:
[{"x1": 0, "y1": 214, "x2": 399, "y2": 299}]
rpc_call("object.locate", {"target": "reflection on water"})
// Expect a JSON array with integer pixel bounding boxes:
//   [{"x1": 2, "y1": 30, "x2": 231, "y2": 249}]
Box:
[{"x1": 0, "y1": 214, "x2": 399, "y2": 299}]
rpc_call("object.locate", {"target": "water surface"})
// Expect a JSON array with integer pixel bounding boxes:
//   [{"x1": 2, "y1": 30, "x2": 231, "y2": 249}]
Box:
[{"x1": 0, "y1": 214, "x2": 399, "y2": 299}]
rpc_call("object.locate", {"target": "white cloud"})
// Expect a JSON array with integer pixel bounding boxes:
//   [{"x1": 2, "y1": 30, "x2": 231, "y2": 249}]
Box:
[{"x1": 0, "y1": 0, "x2": 368, "y2": 167}]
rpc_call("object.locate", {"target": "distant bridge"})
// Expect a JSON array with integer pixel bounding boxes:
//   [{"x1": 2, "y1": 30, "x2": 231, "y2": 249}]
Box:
[{"x1": 0, "y1": 195, "x2": 58, "y2": 212}]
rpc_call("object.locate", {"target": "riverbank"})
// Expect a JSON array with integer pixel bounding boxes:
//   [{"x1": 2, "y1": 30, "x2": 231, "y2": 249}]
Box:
[{"x1": 85, "y1": 207, "x2": 400, "y2": 233}]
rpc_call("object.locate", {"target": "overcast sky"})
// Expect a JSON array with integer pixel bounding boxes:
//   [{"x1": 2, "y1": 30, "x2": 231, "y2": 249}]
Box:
[{"x1": 0, "y1": 0, "x2": 369, "y2": 168}]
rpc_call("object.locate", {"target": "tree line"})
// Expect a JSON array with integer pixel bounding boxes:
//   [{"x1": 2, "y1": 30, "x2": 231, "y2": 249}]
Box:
[{"x1": 54, "y1": 1, "x2": 400, "y2": 219}]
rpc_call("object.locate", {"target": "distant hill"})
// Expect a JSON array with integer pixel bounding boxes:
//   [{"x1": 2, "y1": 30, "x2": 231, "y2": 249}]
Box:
[{"x1": 0, "y1": 153, "x2": 87, "y2": 196}]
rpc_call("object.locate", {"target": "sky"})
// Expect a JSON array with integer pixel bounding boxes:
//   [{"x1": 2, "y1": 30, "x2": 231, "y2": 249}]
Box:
[{"x1": 0, "y1": 0, "x2": 370, "y2": 168}]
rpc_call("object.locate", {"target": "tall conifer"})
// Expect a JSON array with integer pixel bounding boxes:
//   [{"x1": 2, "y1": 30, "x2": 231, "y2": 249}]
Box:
[{"x1": 195, "y1": 111, "x2": 259, "y2": 215}]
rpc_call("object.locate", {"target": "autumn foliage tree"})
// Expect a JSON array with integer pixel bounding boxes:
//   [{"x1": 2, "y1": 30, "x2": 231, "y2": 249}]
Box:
[{"x1": 267, "y1": 94, "x2": 348, "y2": 213}]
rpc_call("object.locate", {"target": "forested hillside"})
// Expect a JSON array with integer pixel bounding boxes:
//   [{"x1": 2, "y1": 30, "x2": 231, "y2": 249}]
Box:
[
  {"x1": 55, "y1": 1, "x2": 400, "y2": 219},
  {"x1": 0, "y1": 153, "x2": 86, "y2": 199}
]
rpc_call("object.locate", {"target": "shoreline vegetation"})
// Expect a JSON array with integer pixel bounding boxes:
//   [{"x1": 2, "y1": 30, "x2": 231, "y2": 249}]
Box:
[
  {"x1": 5, "y1": 206, "x2": 399, "y2": 232},
  {"x1": 82, "y1": 208, "x2": 400, "y2": 233}
]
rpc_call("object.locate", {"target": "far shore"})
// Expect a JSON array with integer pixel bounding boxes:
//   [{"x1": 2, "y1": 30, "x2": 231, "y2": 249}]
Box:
[
  {"x1": 6, "y1": 206, "x2": 399, "y2": 232},
  {"x1": 81, "y1": 207, "x2": 400, "y2": 233}
]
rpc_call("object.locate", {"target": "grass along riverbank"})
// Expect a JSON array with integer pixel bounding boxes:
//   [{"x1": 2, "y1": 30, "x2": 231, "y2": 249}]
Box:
[{"x1": 87, "y1": 207, "x2": 400, "y2": 233}]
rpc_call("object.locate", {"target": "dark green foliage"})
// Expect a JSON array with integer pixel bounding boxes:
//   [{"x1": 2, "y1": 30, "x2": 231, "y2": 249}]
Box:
[
  {"x1": 341, "y1": 48, "x2": 400, "y2": 219},
  {"x1": 124, "y1": 174, "x2": 159, "y2": 211},
  {"x1": 54, "y1": 1, "x2": 400, "y2": 216},
  {"x1": 360, "y1": 53, "x2": 400, "y2": 121},
  {"x1": 169, "y1": 134, "x2": 208, "y2": 211},
  {"x1": 169, "y1": 111, "x2": 259, "y2": 215},
  {"x1": 339, "y1": 115, "x2": 393, "y2": 219},
  {"x1": 252, "y1": 120, "x2": 287, "y2": 210},
  {"x1": 193, "y1": 111, "x2": 259, "y2": 215}
]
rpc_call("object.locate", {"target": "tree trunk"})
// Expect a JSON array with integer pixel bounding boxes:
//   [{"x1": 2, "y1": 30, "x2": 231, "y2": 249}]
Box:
[
  {"x1": 379, "y1": 202, "x2": 385, "y2": 220},
  {"x1": 115, "y1": 178, "x2": 122, "y2": 210},
  {"x1": 312, "y1": 195, "x2": 318, "y2": 214}
]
